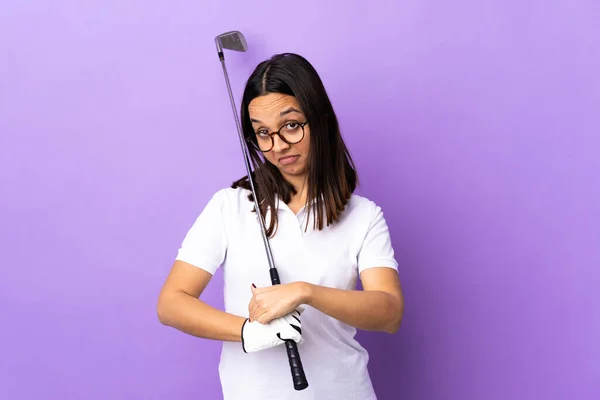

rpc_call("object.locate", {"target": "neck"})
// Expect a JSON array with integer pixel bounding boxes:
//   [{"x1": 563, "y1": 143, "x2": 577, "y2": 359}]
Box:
[{"x1": 286, "y1": 174, "x2": 308, "y2": 205}]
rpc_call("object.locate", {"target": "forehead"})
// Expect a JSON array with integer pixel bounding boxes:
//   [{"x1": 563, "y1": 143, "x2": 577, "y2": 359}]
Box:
[{"x1": 248, "y1": 93, "x2": 302, "y2": 121}]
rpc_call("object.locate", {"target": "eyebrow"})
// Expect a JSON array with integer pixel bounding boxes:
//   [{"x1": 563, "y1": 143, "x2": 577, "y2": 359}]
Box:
[
  {"x1": 250, "y1": 107, "x2": 303, "y2": 124},
  {"x1": 280, "y1": 107, "x2": 302, "y2": 117}
]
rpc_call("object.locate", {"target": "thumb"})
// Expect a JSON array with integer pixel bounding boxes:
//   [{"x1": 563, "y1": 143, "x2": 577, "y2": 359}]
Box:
[{"x1": 251, "y1": 283, "x2": 257, "y2": 294}]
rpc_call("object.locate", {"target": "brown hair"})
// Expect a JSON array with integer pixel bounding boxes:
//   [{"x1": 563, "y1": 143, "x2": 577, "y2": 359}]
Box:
[{"x1": 232, "y1": 53, "x2": 358, "y2": 237}]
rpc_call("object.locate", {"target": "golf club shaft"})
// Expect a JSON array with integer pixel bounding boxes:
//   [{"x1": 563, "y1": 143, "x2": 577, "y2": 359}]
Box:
[
  {"x1": 218, "y1": 59, "x2": 276, "y2": 271},
  {"x1": 218, "y1": 57, "x2": 309, "y2": 391}
]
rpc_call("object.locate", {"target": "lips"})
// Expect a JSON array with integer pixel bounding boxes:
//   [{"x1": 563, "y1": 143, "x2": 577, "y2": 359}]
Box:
[{"x1": 278, "y1": 155, "x2": 300, "y2": 165}]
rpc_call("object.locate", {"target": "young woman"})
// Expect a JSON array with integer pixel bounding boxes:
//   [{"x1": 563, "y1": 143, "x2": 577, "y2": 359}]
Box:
[{"x1": 157, "y1": 53, "x2": 404, "y2": 399}]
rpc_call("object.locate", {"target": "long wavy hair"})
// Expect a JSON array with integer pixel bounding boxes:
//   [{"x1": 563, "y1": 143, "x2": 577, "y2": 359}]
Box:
[{"x1": 231, "y1": 53, "x2": 358, "y2": 237}]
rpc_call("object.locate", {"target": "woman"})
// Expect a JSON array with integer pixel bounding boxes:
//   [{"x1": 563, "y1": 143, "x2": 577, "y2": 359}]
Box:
[{"x1": 157, "y1": 53, "x2": 404, "y2": 399}]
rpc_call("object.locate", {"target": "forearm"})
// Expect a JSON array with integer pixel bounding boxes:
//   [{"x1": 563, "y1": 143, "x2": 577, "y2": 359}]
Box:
[
  {"x1": 157, "y1": 291, "x2": 245, "y2": 342},
  {"x1": 303, "y1": 283, "x2": 403, "y2": 333}
]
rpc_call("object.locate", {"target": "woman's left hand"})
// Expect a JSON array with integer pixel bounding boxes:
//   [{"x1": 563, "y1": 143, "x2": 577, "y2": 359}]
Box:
[{"x1": 248, "y1": 282, "x2": 308, "y2": 324}]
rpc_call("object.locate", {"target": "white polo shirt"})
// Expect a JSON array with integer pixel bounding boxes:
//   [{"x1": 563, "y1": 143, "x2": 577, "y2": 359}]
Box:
[{"x1": 175, "y1": 186, "x2": 398, "y2": 400}]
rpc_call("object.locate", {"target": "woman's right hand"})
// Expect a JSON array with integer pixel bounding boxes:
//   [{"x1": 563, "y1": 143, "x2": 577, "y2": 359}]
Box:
[{"x1": 241, "y1": 310, "x2": 303, "y2": 353}]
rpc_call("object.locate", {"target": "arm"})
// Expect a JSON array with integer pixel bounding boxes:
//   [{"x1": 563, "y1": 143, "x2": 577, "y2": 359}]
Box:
[
  {"x1": 249, "y1": 267, "x2": 404, "y2": 334},
  {"x1": 157, "y1": 260, "x2": 245, "y2": 342},
  {"x1": 302, "y1": 267, "x2": 404, "y2": 333}
]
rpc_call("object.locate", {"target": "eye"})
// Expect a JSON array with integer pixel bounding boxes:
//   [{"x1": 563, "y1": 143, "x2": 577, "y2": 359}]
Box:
[
  {"x1": 286, "y1": 122, "x2": 299, "y2": 129},
  {"x1": 256, "y1": 129, "x2": 269, "y2": 137}
]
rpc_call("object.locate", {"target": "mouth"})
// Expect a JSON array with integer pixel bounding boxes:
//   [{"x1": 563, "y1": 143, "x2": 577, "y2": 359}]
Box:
[{"x1": 278, "y1": 155, "x2": 300, "y2": 165}]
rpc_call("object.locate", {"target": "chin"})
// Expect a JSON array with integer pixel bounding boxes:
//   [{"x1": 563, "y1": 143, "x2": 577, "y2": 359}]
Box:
[
  {"x1": 277, "y1": 169, "x2": 301, "y2": 180},
  {"x1": 281, "y1": 164, "x2": 306, "y2": 174}
]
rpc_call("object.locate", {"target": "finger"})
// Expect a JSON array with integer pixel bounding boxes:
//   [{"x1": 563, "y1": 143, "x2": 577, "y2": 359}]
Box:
[
  {"x1": 248, "y1": 298, "x2": 261, "y2": 322},
  {"x1": 248, "y1": 298, "x2": 255, "y2": 320},
  {"x1": 290, "y1": 313, "x2": 301, "y2": 325},
  {"x1": 251, "y1": 302, "x2": 262, "y2": 322},
  {"x1": 283, "y1": 313, "x2": 301, "y2": 327},
  {"x1": 279, "y1": 324, "x2": 302, "y2": 342},
  {"x1": 256, "y1": 310, "x2": 270, "y2": 325}
]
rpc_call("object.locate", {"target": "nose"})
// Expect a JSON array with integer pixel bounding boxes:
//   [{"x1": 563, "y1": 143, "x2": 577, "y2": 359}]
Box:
[{"x1": 271, "y1": 134, "x2": 290, "y2": 152}]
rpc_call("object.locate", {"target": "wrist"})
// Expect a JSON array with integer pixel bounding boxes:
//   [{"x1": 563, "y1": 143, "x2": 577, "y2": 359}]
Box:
[{"x1": 298, "y1": 282, "x2": 314, "y2": 306}]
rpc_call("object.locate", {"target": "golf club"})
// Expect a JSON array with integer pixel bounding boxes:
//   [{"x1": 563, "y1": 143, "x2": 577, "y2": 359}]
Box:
[{"x1": 214, "y1": 30, "x2": 309, "y2": 392}]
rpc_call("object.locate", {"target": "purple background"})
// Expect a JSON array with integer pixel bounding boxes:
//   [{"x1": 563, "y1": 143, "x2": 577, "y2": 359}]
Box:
[{"x1": 1, "y1": 1, "x2": 599, "y2": 399}]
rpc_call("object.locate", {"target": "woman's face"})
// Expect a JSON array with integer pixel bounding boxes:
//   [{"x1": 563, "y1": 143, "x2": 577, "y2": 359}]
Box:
[{"x1": 248, "y1": 93, "x2": 311, "y2": 182}]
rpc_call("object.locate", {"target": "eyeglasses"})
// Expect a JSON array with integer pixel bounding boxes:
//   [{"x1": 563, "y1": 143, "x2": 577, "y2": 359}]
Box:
[{"x1": 247, "y1": 121, "x2": 308, "y2": 152}]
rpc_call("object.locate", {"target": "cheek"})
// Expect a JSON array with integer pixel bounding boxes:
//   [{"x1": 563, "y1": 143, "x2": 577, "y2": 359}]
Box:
[{"x1": 263, "y1": 152, "x2": 276, "y2": 165}]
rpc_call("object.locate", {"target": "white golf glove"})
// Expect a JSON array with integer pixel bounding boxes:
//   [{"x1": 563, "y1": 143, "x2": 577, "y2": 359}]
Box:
[{"x1": 241, "y1": 310, "x2": 303, "y2": 353}]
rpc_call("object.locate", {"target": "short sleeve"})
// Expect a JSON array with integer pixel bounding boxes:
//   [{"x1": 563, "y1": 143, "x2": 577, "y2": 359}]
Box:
[
  {"x1": 357, "y1": 202, "x2": 399, "y2": 274},
  {"x1": 175, "y1": 189, "x2": 228, "y2": 275}
]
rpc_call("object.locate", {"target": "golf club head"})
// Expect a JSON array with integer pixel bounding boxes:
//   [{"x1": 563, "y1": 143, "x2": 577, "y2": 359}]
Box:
[{"x1": 215, "y1": 30, "x2": 247, "y2": 54}]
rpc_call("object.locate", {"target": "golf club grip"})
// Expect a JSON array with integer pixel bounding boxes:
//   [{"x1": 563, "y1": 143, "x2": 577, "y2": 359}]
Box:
[
  {"x1": 269, "y1": 268, "x2": 280, "y2": 285},
  {"x1": 269, "y1": 267, "x2": 308, "y2": 390},
  {"x1": 285, "y1": 339, "x2": 308, "y2": 391}
]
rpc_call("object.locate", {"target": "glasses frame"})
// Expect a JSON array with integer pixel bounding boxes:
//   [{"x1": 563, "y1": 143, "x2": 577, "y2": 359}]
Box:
[{"x1": 247, "y1": 121, "x2": 308, "y2": 153}]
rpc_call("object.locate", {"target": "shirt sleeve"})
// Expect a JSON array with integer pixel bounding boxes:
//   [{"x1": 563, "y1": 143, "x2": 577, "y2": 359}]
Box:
[
  {"x1": 357, "y1": 202, "x2": 399, "y2": 274},
  {"x1": 175, "y1": 189, "x2": 228, "y2": 275}
]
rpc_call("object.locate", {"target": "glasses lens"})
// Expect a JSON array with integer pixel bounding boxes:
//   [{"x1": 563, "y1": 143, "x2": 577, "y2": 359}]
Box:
[
  {"x1": 253, "y1": 135, "x2": 272, "y2": 152},
  {"x1": 279, "y1": 122, "x2": 304, "y2": 144}
]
